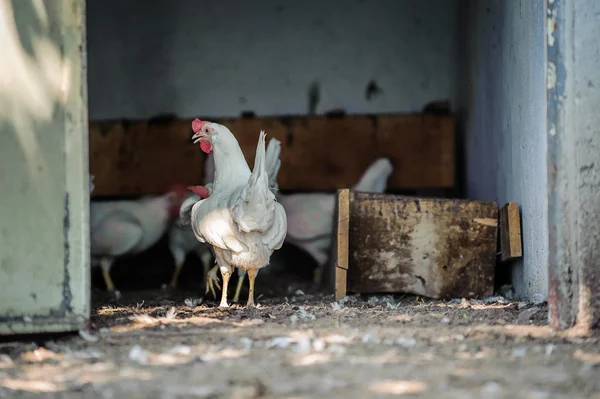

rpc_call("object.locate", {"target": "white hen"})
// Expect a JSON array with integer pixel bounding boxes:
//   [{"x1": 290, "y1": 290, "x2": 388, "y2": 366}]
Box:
[
  {"x1": 90, "y1": 186, "x2": 186, "y2": 294},
  {"x1": 182, "y1": 119, "x2": 287, "y2": 307}
]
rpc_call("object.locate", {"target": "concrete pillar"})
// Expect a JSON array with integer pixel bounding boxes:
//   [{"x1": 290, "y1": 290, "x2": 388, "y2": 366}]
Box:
[
  {"x1": 547, "y1": 0, "x2": 600, "y2": 331},
  {"x1": 0, "y1": 0, "x2": 90, "y2": 334}
]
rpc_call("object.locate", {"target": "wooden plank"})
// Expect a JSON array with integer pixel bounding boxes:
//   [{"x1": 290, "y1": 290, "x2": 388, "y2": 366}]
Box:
[
  {"x1": 89, "y1": 114, "x2": 455, "y2": 197},
  {"x1": 345, "y1": 192, "x2": 497, "y2": 299},
  {"x1": 499, "y1": 203, "x2": 523, "y2": 263},
  {"x1": 336, "y1": 189, "x2": 351, "y2": 271},
  {"x1": 334, "y1": 189, "x2": 351, "y2": 301},
  {"x1": 335, "y1": 268, "x2": 348, "y2": 302}
]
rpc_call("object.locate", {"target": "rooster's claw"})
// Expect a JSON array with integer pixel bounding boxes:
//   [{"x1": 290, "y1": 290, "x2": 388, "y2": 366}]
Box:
[{"x1": 205, "y1": 265, "x2": 221, "y2": 299}]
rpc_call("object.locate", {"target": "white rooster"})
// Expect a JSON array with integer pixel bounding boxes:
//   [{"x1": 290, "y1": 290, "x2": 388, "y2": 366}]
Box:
[
  {"x1": 200, "y1": 137, "x2": 282, "y2": 302},
  {"x1": 182, "y1": 119, "x2": 287, "y2": 308},
  {"x1": 202, "y1": 138, "x2": 393, "y2": 301},
  {"x1": 90, "y1": 185, "x2": 186, "y2": 295}
]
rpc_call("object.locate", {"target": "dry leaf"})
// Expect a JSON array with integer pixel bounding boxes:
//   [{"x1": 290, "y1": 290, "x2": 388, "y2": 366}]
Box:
[
  {"x1": 165, "y1": 306, "x2": 177, "y2": 320},
  {"x1": 574, "y1": 349, "x2": 600, "y2": 366}
]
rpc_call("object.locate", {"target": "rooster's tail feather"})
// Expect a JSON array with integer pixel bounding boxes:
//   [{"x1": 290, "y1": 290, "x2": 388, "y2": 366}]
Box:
[
  {"x1": 232, "y1": 131, "x2": 277, "y2": 233},
  {"x1": 265, "y1": 138, "x2": 281, "y2": 194}
]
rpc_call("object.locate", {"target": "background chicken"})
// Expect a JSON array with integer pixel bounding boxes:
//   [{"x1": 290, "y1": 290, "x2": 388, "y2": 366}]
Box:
[
  {"x1": 167, "y1": 192, "x2": 214, "y2": 291},
  {"x1": 183, "y1": 119, "x2": 287, "y2": 307},
  {"x1": 166, "y1": 151, "x2": 217, "y2": 293},
  {"x1": 282, "y1": 157, "x2": 394, "y2": 284},
  {"x1": 90, "y1": 186, "x2": 186, "y2": 296}
]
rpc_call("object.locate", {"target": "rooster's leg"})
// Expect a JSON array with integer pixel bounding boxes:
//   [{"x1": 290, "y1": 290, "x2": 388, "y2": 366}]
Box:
[
  {"x1": 169, "y1": 264, "x2": 183, "y2": 289},
  {"x1": 100, "y1": 258, "x2": 116, "y2": 292},
  {"x1": 232, "y1": 270, "x2": 247, "y2": 303},
  {"x1": 169, "y1": 247, "x2": 186, "y2": 289},
  {"x1": 218, "y1": 263, "x2": 233, "y2": 308},
  {"x1": 313, "y1": 266, "x2": 322, "y2": 285},
  {"x1": 246, "y1": 269, "x2": 258, "y2": 307}
]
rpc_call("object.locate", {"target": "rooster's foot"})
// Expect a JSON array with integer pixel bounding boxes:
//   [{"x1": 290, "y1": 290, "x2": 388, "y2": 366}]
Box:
[{"x1": 205, "y1": 265, "x2": 221, "y2": 299}]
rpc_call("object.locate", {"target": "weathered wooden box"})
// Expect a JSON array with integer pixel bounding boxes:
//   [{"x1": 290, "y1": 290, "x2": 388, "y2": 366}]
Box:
[{"x1": 334, "y1": 189, "x2": 498, "y2": 300}]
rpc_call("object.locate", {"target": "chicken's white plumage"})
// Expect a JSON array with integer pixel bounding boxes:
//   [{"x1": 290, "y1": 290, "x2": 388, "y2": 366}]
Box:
[{"x1": 186, "y1": 121, "x2": 287, "y2": 307}]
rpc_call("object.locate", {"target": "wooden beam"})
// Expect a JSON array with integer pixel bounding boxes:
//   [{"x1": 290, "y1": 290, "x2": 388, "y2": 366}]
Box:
[
  {"x1": 89, "y1": 114, "x2": 455, "y2": 197},
  {"x1": 89, "y1": 119, "x2": 204, "y2": 197},
  {"x1": 499, "y1": 202, "x2": 523, "y2": 263},
  {"x1": 344, "y1": 192, "x2": 498, "y2": 299},
  {"x1": 334, "y1": 189, "x2": 351, "y2": 301}
]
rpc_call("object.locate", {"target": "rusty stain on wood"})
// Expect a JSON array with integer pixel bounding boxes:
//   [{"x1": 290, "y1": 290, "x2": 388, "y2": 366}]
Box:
[
  {"x1": 335, "y1": 189, "x2": 351, "y2": 301},
  {"x1": 89, "y1": 114, "x2": 455, "y2": 197},
  {"x1": 345, "y1": 192, "x2": 498, "y2": 299},
  {"x1": 499, "y1": 202, "x2": 523, "y2": 263}
]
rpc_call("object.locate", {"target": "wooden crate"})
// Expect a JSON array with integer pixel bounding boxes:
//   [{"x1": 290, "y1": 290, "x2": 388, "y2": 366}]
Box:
[
  {"x1": 89, "y1": 114, "x2": 455, "y2": 197},
  {"x1": 334, "y1": 190, "x2": 498, "y2": 300}
]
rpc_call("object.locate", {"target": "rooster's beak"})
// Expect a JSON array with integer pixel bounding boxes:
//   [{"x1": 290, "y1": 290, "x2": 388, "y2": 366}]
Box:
[{"x1": 192, "y1": 132, "x2": 205, "y2": 143}]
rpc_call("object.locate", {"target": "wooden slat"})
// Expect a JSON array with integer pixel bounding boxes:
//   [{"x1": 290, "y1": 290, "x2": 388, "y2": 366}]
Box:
[
  {"x1": 499, "y1": 202, "x2": 523, "y2": 263},
  {"x1": 334, "y1": 189, "x2": 351, "y2": 301},
  {"x1": 89, "y1": 114, "x2": 455, "y2": 197},
  {"x1": 335, "y1": 268, "x2": 348, "y2": 302},
  {"x1": 345, "y1": 192, "x2": 498, "y2": 299}
]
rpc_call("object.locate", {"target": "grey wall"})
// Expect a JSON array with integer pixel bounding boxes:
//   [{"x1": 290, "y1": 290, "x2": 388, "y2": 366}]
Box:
[
  {"x1": 87, "y1": 0, "x2": 460, "y2": 120},
  {"x1": 461, "y1": 0, "x2": 548, "y2": 299}
]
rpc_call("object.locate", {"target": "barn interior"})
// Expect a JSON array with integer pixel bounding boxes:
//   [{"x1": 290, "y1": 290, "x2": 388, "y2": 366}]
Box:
[
  {"x1": 2, "y1": 0, "x2": 600, "y2": 397},
  {"x1": 86, "y1": 0, "x2": 545, "y2": 303}
]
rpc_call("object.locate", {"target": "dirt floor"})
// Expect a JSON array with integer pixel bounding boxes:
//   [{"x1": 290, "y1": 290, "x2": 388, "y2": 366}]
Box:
[{"x1": 1, "y1": 285, "x2": 599, "y2": 399}]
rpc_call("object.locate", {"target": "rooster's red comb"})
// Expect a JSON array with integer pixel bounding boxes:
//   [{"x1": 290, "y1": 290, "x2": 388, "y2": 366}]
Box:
[{"x1": 192, "y1": 118, "x2": 208, "y2": 133}]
